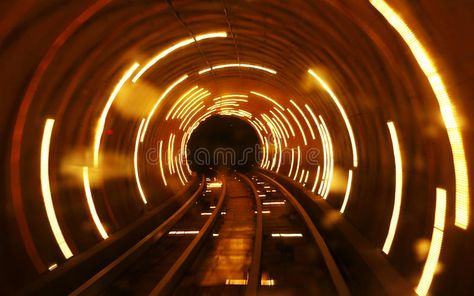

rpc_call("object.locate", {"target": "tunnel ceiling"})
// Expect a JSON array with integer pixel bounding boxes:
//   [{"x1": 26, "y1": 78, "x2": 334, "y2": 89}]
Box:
[{"x1": 1, "y1": 0, "x2": 473, "y2": 295}]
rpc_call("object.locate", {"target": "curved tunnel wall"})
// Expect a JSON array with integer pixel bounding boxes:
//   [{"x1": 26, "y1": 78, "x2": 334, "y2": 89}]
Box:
[{"x1": 0, "y1": 0, "x2": 473, "y2": 294}]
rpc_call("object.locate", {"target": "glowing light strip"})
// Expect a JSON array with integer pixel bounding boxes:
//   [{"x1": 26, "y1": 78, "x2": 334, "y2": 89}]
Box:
[
  {"x1": 134, "y1": 119, "x2": 147, "y2": 204},
  {"x1": 308, "y1": 69, "x2": 358, "y2": 167},
  {"x1": 207, "y1": 102, "x2": 239, "y2": 110},
  {"x1": 267, "y1": 115, "x2": 288, "y2": 147},
  {"x1": 287, "y1": 108, "x2": 308, "y2": 145},
  {"x1": 271, "y1": 233, "x2": 303, "y2": 238},
  {"x1": 415, "y1": 188, "x2": 446, "y2": 296},
  {"x1": 166, "y1": 86, "x2": 198, "y2": 120},
  {"x1": 270, "y1": 111, "x2": 290, "y2": 138},
  {"x1": 293, "y1": 146, "x2": 301, "y2": 180},
  {"x1": 288, "y1": 148, "x2": 295, "y2": 177},
  {"x1": 254, "y1": 117, "x2": 268, "y2": 134},
  {"x1": 319, "y1": 116, "x2": 334, "y2": 199},
  {"x1": 382, "y1": 121, "x2": 403, "y2": 254},
  {"x1": 177, "y1": 152, "x2": 188, "y2": 182},
  {"x1": 217, "y1": 94, "x2": 248, "y2": 100},
  {"x1": 273, "y1": 107, "x2": 295, "y2": 137},
  {"x1": 170, "y1": 134, "x2": 176, "y2": 174},
  {"x1": 167, "y1": 135, "x2": 173, "y2": 174},
  {"x1": 180, "y1": 105, "x2": 205, "y2": 130},
  {"x1": 199, "y1": 63, "x2": 277, "y2": 75},
  {"x1": 290, "y1": 100, "x2": 315, "y2": 139},
  {"x1": 175, "y1": 156, "x2": 185, "y2": 186},
  {"x1": 83, "y1": 167, "x2": 109, "y2": 239},
  {"x1": 41, "y1": 119, "x2": 73, "y2": 259},
  {"x1": 93, "y1": 63, "x2": 139, "y2": 167},
  {"x1": 316, "y1": 118, "x2": 327, "y2": 195},
  {"x1": 132, "y1": 31, "x2": 227, "y2": 82},
  {"x1": 213, "y1": 98, "x2": 248, "y2": 103},
  {"x1": 159, "y1": 140, "x2": 167, "y2": 186},
  {"x1": 177, "y1": 92, "x2": 209, "y2": 119},
  {"x1": 370, "y1": 0, "x2": 469, "y2": 229},
  {"x1": 248, "y1": 120, "x2": 265, "y2": 146},
  {"x1": 141, "y1": 75, "x2": 188, "y2": 142},
  {"x1": 311, "y1": 166, "x2": 321, "y2": 193},
  {"x1": 304, "y1": 170, "x2": 310, "y2": 184},
  {"x1": 298, "y1": 169, "x2": 306, "y2": 183},
  {"x1": 172, "y1": 88, "x2": 205, "y2": 120},
  {"x1": 340, "y1": 170, "x2": 353, "y2": 213},
  {"x1": 250, "y1": 91, "x2": 285, "y2": 110}
]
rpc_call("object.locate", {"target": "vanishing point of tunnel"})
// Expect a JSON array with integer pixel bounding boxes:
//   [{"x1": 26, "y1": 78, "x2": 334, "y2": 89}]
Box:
[{"x1": 1, "y1": 1, "x2": 473, "y2": 295}]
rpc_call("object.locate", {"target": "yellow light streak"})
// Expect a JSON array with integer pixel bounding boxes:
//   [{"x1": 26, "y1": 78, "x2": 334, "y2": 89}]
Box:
[
  {"x1": 415, "y1": 188, "x2": 446, "y2": 296},
  {"x1": 262, "y1": 201, "x2": 286, "y2": 205},
  {"x1": 288, "y1": 148, "x2": 295, "y2": 178},
  {"x1": 199, "y1": 63, "x2": 277, "y2": 75},
  {"x1": 169, "y1": 230, "x2": 199, "y2": 235},
  {"x1": 383, "y1": 121, "x2": 403, "y2": 254},
  {"x1": 319, "y1": 116, "x2": 334, "y2": 199},
  {"x1": 83, "y1": 167, "x2": 109, "y2": 240},
  {"x1": 293, "y1": 146, "x2": 301, "y2": 180},
  {"x1": 290, "y1": 100, "x2": 315, "y2": 140},
  {"x1": 304, "y1": 170, "x2": 310, "y2": 184},
  {"x1": 287, "y1": 108, "x2": 308, "y2": 145},
  {"x1": 141, "y1": 75, "x2": 188, "y2": 142},
  {"x1": 177, "y1": 92, "x2": 209, "y2": 120},
  {"x1": 159, "y1": 140, "x2": 167, "y2": 186},
  {"x1": 41, "y1": 119, "x2": 73, "y2": 259},
  {"x1": 308, "y1": 69, "x2": 358, "y2": 167},
  {"x1": 172, "y1": 88, "x2": 206, "y2": 120},
  {"x1": 93, "y1": 63, "x2": 139, "y2": 167},
  {"x1": 177, "y1": 152, "x2": 188, "y2": 183},
  {"x1": 270, "y1": 111, "x2": 290, "y2": 138},
  {"x1": 180, "y1": 105, "x2": 205, "y2": 130},
  {"x1": 254, "y1": 117, "x2": 268, "y2": 134},
  {"x1": 132, "y1": 31, "x2": 227, "y2": 82},
  {"x1": 218, "y1": 94, "x2": 249, "y2": 100},
  {"x1": 166, "y1": 86, "x2": 198, "y2": 120},
  {"x1": 311, "y1": 166, "x2": 321, "y2": 193},
  {"x1": 316, "y1": 118, "x2": 328, "y2": 195},
  {"x1": 250, "y1": 91, "x2": 285, "y2": 110},
  {"x1": 175, "y1": 156, "x2": 185, "y2": 186},
  {"x1": 370, "y1": 0, "x2": 469, "y2": 229},
  {"x1": 298, "y1": 169, "x2": 306, "y2": 183},
  {"x1": 48, "y1": 263, "x2": 58, "y2": 271},
  {"x1": 134, "y1": 119, "x2": 147, "y2": 204},
  {"x1": 273, "y1": 107, "x2": 295, "y2": 137},
  {"x1": 340, "y1": 170, "x2": 353, "y2": 213}
]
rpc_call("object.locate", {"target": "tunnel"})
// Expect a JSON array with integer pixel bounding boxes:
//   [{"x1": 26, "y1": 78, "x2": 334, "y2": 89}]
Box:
[{"x1": 1, "y1": 0, "x2": 473, "y2": 295}]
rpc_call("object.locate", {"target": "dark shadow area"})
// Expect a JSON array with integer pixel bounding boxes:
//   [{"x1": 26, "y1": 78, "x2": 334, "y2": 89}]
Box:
[{"x1": 187, "y1": 115, "x2": 261, "y2": 175}]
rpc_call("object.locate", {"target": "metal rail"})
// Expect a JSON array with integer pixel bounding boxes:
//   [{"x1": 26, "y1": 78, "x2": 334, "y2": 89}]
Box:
[
  {"x1": 149, "y1": 175, "x2": 227, "y2": 296},
  {"x1": 70, "y1": 175, "x2": 206, "y2": 295},
  {"x1": 256, "y1": 171, "x2": 351, "y2": 296},
  {"x1": 238, "y1": 173, "x2": 263, "y2": 296}
]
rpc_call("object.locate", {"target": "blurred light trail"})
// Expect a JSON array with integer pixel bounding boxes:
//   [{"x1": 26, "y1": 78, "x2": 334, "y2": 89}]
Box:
[
  {"x1": 41, "y1": 119, "x2": 73, "y2": 259},
  {"x1": 311, "y1": 166, "x2": 321, "y2": 193},
  {"x1": 166, "y1": 86, "x2": 198, "y2": 120},
  {"x1": 168, "y1": 230, "x2": 199, "y2": 235},
  {"x1": 271, "y1": 233, "x2": 303, "y2": 238},
  {"x1": 273, "y1": 107, "x2": 295, "y2": 137},
  {"x1": 370, "y1": 0, "x2": 469, "y2": 229},
  {"x1": 159, "y1": 140, "x2": 167, "y2": 186},
  {"x1": 319, "y1": 116, "x2": 334, "y2": 199},
  {"x1": 287, "y1": 108, "x2": 308, "y2": 145},
  {"x1": 141, "y1": 75, "x2": 188, "y2": 142},
  {"x1": 340, "y1": 170, "x2": 354, "y2": 213},
  {"x1": 415, "y1": 188, "x2": 447, "y2": 296},
  {"x1": 171, "y1": 88, "x2": 205, "y2": 120},
  {"x1": 383, "y1": 121, "x2": 403, "y2": 254},
  {"x1": 293, "y1": 146, "x2": 301, "y2": 180},
  {"x1": 308, "y1": 69, "x2": 358, "y2": 168},
  {"x1": 288, "y1": 148, "x2": 295, "y2": 178},
  {"x1": 177, "y1": 91, "x2": 209, "y2": 119},
  {"x1": 290, "y1": 100, "x2": 315, "y2": 139},
  {"x1": 250, "y1": 91, "x2": 284, "y2": 110},
  {"x1": 198, "y1": 63, "x2": 277, "y2": 75},
  {"x1": 270, "y1": 111, "x2": 290, "y2": 139},
  {"x1": 132, "y1": 31, "x2": 227, "y2": 82},
  {"x1": 83, "y1": 167, "x2": 109, "y2": 240},
  {"x1": 134, "y1": 119, "x2": 147, "y2": 204},
  {"x1": 262, "y1": 201, "x2": 286, "y2": 205},
  {"x1": 93, "y1": 63, "x2": 139, "y2": 167}
]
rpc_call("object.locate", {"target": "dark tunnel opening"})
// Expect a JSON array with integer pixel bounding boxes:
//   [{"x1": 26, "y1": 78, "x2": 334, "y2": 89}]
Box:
[{"x1": 187, "y1": 115, "x2": 261, "y2": 175}]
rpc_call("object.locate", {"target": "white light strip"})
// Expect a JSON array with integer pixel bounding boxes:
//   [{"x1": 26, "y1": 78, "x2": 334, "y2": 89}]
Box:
[
  {"x1": 132, "y1": 31, "x2": 227, "y2": 82},
  {"x1": 141, "y1": 75, "x2": 188, "y2": 142},
  {"x1": 83, "y1": 167, "x2": 109, "y2": 240},
  {"x1": 199, "y1": 63, "x2": 277, "y2": 75},
  {"x1": 288, "y1": 148, "x2": 295, "y2": 178},
  {"x1": 311, "y1": 166, "x2": 321, "y2": 193},
  {"x1": 340, "y1": 170, "x2": 353, "y2": 213},
  {"x1": 159, "y1": 140, "x2": 167, "y2": 186},
  {"x1": 93, "y1": 63, "x2": 139, "y2": 167},
  {"x1": 370, "y1": 0, "x2": 469, "y2": 229},
  {"x1": 41, "y1": 119, "x2": 73, "y2": 259},
  {"x1": 382, "y1": 122, "x2": 403, "y2": 254},
  {"x1": 166, "y1": 86, "x2": 198, "y2": 120},
  {"x1": 271, "y1": 233, "x2": 303, "y2": 238},
  {"x1": 134, "y1": 119, "x2": 147, "y2": 204},
  {"x1": 250, "y1": 91, "x2": 285, "y2": 110},
  {"x1": 287, "y1": 108, "x2": 308, "y2": 145},
  {"x1": 290, "y1": 100, "x2": 315, "y2": 139},
  {"x1": 319, "y1": 116, "x2": 334, "y2": 199},
  {"x1": 415, "y1": 188, "x2": 446, "y2": 296},
  {"x1": 308, "y1": 70, "x2": 358, "y2": 167}
]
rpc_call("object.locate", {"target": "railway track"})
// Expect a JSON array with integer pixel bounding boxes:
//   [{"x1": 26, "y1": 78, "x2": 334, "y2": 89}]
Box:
[{"x1": 70, "y1": 172, "x2": 350, "y2": 296}]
